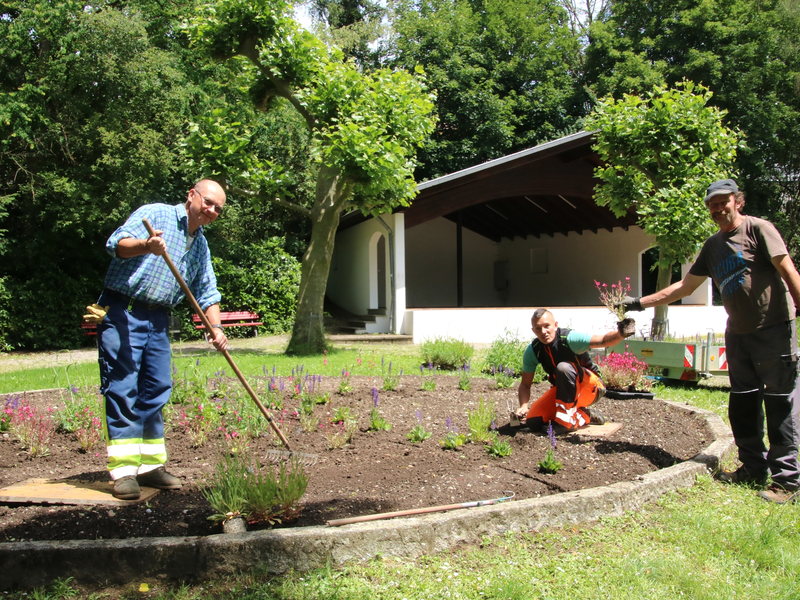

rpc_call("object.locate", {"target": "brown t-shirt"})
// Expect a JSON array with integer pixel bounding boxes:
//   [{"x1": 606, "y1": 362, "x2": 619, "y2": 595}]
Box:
[{"x1": 689, "y1": 216, "x2": 794, "y2": 334}]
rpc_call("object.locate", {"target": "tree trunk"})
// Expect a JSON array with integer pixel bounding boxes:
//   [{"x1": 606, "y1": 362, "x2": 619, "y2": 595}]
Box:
[
  {"x1": 286, "y1": 166, "x2": 351, "y2": 355},
  {"x1": 651, "y1": 248, "x2": 673, "y2": 340}
]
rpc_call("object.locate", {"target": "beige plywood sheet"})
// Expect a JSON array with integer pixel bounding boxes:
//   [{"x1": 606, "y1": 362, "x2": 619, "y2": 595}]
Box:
[
  {"x1": 576, "y1": 422, "x2": 623, "y2": 438},
  {"x1": 0, "y1": 478, "x2": 159, "y2": 506}
]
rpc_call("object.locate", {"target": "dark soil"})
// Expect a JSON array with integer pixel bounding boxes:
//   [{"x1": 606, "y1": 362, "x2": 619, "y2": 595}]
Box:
[{"x1": 0, "y1": 376, "x2": 711, "y2": 543}]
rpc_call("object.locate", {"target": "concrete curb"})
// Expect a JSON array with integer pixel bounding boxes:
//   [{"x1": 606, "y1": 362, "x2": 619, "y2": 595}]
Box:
[{"x1": 0, "y1": 401, "x2": 734, "y2": 589}]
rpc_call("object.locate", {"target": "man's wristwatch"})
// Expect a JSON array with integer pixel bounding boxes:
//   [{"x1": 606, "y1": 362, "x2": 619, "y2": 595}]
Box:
[{"x1": 211, "y1": 324, "x2": 223, "y2": 331}]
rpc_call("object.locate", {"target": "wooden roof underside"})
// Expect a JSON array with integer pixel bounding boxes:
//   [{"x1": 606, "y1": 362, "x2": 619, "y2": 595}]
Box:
[{"x1": 339, "y1": 131, "x2": 639, "y2": 241}]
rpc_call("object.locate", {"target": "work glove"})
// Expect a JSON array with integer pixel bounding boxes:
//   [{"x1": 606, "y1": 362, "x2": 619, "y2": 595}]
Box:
[
  {"x1": 617, "y1": 317, "x2": 636, "y2": 338},
  {"x1": 617, "y1": 295, "x2": 644, "y2": 312},
  {"x1": 83, "y1": 303, "x2": 110, "y2": 324}
]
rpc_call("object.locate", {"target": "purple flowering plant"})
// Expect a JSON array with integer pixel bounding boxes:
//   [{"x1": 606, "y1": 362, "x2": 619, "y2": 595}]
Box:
[
  {"x1": 537, "y1": 422, "x2": 563, "y2": 473},
  {"x1": 368, "y1": 387, "x2": 391, "y2": 431}
]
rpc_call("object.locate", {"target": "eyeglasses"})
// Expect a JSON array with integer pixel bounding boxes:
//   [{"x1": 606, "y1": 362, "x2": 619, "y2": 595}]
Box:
[{"x1": 193, "y1": 188, "x2": 224, "y2": 214}]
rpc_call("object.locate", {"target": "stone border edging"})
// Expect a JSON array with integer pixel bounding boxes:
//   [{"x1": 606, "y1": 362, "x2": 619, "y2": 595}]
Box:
[{"x1": 0, "y1": 400, "x2": 734, "y2": 590}]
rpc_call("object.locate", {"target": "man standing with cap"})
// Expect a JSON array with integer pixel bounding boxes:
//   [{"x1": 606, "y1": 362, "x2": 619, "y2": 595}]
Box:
[
  {"x1": 620, "y1": 178, "x2": 800, "y2": 503},
  {"x1": 87, "y1": 179, "x2": 230, "y2": 500}
]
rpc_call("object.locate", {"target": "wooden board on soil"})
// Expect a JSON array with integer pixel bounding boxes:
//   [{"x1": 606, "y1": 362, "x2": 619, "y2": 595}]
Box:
[
  {"x1": 0, "y1": 376, "x2": 711, "y2": 543},
  {"x1": 0, "y1": 478, "x2": 159, "y2": 506}
]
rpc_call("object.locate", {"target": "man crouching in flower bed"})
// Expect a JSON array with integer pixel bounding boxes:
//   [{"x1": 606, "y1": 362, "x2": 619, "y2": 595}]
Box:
[{"x1": 515, "y1": 308, "x2": 635, "y2": 433}]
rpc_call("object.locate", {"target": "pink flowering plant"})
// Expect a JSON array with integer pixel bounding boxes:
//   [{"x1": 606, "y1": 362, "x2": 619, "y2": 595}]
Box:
[
  {"x1": 70, "y1": 407, "x2": 103, "y2": 453},
  {"x1": 10, "y1": 398, "x2": 56, "y2": 458},
  {"x1": 597, "y1": 351, "x2": 654, "y2": 392},
  {"x1": 595, "y1": 277, "x2": 632, "y2": 321}
]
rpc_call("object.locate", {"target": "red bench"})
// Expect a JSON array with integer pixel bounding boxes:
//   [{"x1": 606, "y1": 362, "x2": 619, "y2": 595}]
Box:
[
  {"x1": 81, "y1": 323, "x2": 97, "y2": 336},
  {"x1": 192, "y1": 311, "x2": 263, "y2": 336}
]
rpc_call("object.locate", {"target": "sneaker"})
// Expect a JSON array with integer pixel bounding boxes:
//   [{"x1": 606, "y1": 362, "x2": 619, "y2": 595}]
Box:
[
  {"x1": 113, "y1": 475, "x2": 141, "y2": 500},
  {"x1": 717, "y1": 466, "x2": 769, "y2": 488},
  {"x1": 585, "y1": 406, "x2": 606, "y2": 425},
  {"x1": 137, "y1": 467, "x2": 182, "y2": 490},
  {"x1": 758, "y1": 484, "x2": 800, "y2": 504}
]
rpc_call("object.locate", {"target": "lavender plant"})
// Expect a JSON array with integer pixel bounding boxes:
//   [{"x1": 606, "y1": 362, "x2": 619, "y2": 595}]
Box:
[
  {"x1": 420, "y1": 363, "x2": 437, "y2": 391},
  {"x1": 202, "y1": 452, "x2": 308, "y2": 526},
  {"x1": 440, "y1": 416, "x2": 467, "y2": 450},
  {"x1": 381, "y1": 361, "x2": 402, "y2": 391},
  {"x1": 1, "y1": 395, "x2": 18, "y2": 432},
  {"x1": 337, "y1": 367, "x2": 354, "y2": 394},
  {"x1": 368, "y1": 388, "x2": 391, "y2": 431},
  {"x1": 492, "y1": 365, "x2": 516, "y2": 389},
  {"x1": 406, "y1": 410, "x2": 432, "y2": 443},
  {"x1": 538, "y1": 422, "x2": 563, "y2": 473},
  {"x1": 458, "y1": 363, "x2": 472, "y2": 391}
]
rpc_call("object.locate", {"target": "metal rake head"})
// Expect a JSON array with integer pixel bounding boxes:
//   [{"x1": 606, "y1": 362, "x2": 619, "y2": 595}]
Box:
[{"x1": 264, "y1": 449, "x2": 318, "y2": 467}]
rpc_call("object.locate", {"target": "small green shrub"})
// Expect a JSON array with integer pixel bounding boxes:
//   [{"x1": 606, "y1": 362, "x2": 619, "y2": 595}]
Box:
[
  {"x1": 467, "y1": 397, "x2": 496, "y2": 443},
  {"x1": 202, "y1": 453, "x2": 308, "y2": 525},
  {"x1": 483, "y1": 329, "x2": 527, "y2": 375},
  {"x1": 486, "y1": 436, "x2": 512, "y2": 458},
  {"x1": 406, "y1": 424, "x2": 432, "y2": 443},
  {"x1": 420, "y1": 336, "x2": 475, "y2": 370}
]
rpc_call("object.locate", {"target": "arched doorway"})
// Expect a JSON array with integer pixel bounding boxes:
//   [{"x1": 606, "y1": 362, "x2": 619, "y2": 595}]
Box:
[{"x1": 369, "y1": 232, "x2": 387, "y2": 310}]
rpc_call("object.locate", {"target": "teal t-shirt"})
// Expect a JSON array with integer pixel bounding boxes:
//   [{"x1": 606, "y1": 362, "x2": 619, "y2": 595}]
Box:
[{"x1": 522, "y1": 330, "x2": 592, "y2": 373}]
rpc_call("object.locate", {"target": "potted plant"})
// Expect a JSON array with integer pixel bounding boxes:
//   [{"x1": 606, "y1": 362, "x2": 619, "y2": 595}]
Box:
[{"x1": 596, "y1": 350, "x2": 655, "y2": 399}]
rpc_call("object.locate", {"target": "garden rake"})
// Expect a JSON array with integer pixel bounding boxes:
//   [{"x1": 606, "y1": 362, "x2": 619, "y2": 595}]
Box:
[{"x1": 142, "y1": 219, "x2": 318, "y2": 467}]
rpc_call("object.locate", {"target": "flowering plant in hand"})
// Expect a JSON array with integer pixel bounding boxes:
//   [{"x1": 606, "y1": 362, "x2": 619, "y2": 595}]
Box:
[
  {"x1": 595, "y1": 278, "x2": 632, "y2": 321},
  {"x1": 598, "y1": 351, "x2": 653, "y2": 392}
]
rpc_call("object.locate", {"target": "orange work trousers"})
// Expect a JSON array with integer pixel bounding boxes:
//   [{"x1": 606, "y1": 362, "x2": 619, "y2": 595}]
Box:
[{"x1": 525, "y1": 368, "x2": 605, "y2": 431}]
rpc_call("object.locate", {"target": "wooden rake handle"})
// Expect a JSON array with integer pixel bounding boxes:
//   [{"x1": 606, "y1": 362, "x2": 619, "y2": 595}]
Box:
[{"x1": 142, "y1": 218, "x2": 293, "y2": 451}]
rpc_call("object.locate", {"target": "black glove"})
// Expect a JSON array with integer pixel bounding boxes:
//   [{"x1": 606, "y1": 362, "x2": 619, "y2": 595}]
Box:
[{"x1": 618, "y1": 296, "x2": 644, "y2": 312}]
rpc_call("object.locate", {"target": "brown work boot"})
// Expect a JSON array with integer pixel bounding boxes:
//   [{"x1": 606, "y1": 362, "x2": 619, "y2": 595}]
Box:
[
  {"x1": 137, "y1": 467, "x2": 182, "y2": 490},
  {"x1": 758, "y1": 483, "x2": 799, "y2": 504},
  {"x1": 585, "y1": 406, "x2": 606, "y2": 425},
  {"x1": 113, "y1": 475, "x2": 141, "y2": 500}
]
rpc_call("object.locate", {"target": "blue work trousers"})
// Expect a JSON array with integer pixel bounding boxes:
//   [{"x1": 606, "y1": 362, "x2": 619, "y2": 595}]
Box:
[{"x1": 97, "y1": 291, "x2": 172, "y2": 479}]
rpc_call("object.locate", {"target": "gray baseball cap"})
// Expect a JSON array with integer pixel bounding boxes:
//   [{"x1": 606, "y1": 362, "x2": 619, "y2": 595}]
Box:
[{"x1": 704, "y1": 179, "x2": 738, "y2": 203}]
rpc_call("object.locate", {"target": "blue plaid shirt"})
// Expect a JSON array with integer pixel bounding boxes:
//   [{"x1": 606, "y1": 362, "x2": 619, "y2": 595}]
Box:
[{"x1": 103, "y1": 203, "x2": 221, "y2": 310}]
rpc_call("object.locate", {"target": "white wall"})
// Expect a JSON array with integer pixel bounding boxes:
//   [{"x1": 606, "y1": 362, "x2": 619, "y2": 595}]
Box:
[
  {"x1": 328, "y1": 213, "x2": 406, "y2": 332},
  {"x1": 408, "y1": 305, "x2": 729, "y2": 345},
  {"x1": 405, "y1": 217, "x2": 502, "y2": 307},
  {"x1": 497, "y1": 227, "x2": 654, "y2": 306}
]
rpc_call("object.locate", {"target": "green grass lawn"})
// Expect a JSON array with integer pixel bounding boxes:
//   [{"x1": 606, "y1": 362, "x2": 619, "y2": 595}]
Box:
[{"x1": 3, "y1": 346, "x2": 799, "y2": 600}]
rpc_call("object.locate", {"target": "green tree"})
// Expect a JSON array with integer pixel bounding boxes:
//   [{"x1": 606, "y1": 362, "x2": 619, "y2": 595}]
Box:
[
  {"x1": 184, "y1": 0, "x2": 436, "y2": 354},
  {"x1": 303, "y1": 0, "x2": 386, "y2": 68},
  {"x1": 585, "y1": 82, "x2": 742, "y2": 336},
  {"x1": 0, "y1": 1, "x2": 196, "y2": 349},
  {"x1": 583, "y1": 0, "x2": 800, "y2": 256},
  {"x1": 388, "y1": 0, "x2": 584, "y2": 180}
]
